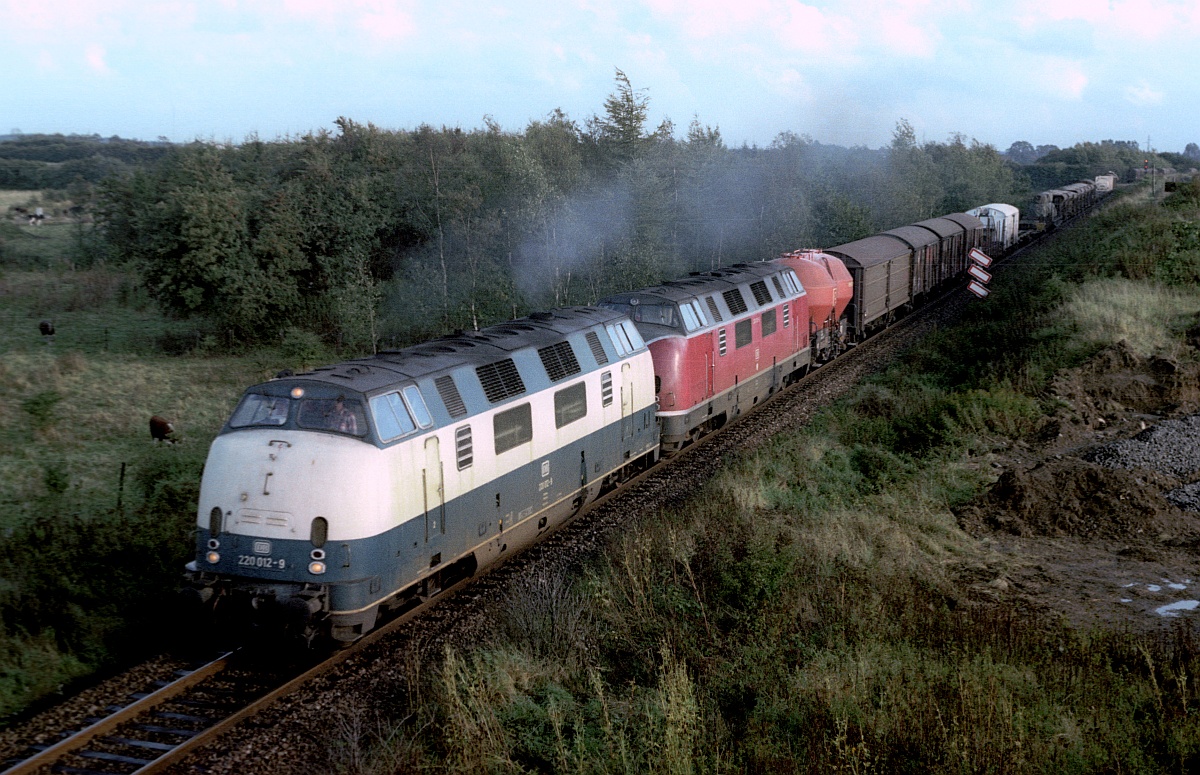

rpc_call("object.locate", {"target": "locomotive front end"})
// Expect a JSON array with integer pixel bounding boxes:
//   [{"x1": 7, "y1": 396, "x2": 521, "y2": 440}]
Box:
[{"x1": 181, "y1": 384, "x2": 391, "y2": 646}]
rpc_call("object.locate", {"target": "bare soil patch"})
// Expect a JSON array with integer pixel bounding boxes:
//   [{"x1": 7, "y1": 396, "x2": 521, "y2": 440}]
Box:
[{"x1": 954, "y1": 341, "x2": 1200, "y2": 635}]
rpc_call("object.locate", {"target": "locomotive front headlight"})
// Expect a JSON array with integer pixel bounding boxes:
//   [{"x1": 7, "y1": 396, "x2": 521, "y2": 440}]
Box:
[
  {"x1": 206, "y1": 551, "x2": 220, "y2": 564},
  {"x1": 308, "y1": 561, "x2": 326, "y2": 575}
]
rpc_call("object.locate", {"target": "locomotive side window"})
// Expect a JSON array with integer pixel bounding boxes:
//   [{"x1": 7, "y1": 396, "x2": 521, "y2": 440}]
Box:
[
  {"x1": 402, "y1": 386, "x2": 433, "y2": 429},
  {"x1": 298, "y1": 397, "x2": 367, "y2": 436},
  {"x1": 554, "y1": 382, "x2": 587, "y2": 428},
  {"x1": 635, "y1": 303, "x2": 678, "y2": 327},
  {"x1": 601, "y1": 371, "x2": 614, "y2": 406},
  {"x1": 679, "y1": 303, "x2": 700, "y2": 332},
  {"x1": 690, "y1": 300, "x2": 708, "y2": 326},
  {"x1": 606, "y1": 324, "x2": 635, "y2": 356},
  {"x1": 455, "y1": 425, "x2": 473, "y2": 470},
  {"x1": 604, "y1": 325, "x2": 626, "y2": 357},
  {"x1": 494, "y1": 403, "x2": 533, "y2": 454},
  {"x1": 369, "y1": 393, "x2": 416, "y2": 441},
  {"x1": 622, "y1": 321, "x2": 645, "y2": 350},
  {"x1": 735, "y1": 319, "x2": 752, "y2": 349},
  {"x1": 762, "y1": 309, "x2": 777, "y2": 337},
  {"x1": 229, "y1": 394, "x2": 290, "y2": 428}
]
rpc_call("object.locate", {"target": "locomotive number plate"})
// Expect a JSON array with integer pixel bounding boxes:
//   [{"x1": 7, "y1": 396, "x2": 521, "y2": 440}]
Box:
[{"x1": 238, "y1": 555, "x2": 287, "y2": 570}]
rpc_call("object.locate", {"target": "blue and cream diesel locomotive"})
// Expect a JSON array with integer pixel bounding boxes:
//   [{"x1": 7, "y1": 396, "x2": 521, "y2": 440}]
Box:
[{"x1": 181, "y1": 307, "x2": 659, "y2": 645}]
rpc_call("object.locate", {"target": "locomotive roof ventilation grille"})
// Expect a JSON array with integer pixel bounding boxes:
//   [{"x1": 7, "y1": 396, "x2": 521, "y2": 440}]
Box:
[
  {"x1": 772, "y1": 276, "x2": 785, "y2": 297},
  {"x1": 538, "y1": 341, "x2": 581, "y2": 382},
  {"x1": 706, "y1": 296, "x2": 724, "y2": 322},
  {"x1": 585, "y1": 331, "x2": 609, "y2": 365},
  {"x1": 750, "y1": 280, "x2": 773, "y2": 306},
  {"x1": 435, "y1": 375, "x2": 468, "y2": 418},
  {"x1": 722, "y1": 288, "x2": 749, "y2": 316},
  {"x1": 477, "y1": 359, "x2": 526, "y2": 403}
]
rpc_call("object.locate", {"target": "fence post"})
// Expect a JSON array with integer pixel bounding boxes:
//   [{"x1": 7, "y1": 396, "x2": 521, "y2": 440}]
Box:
[{"x1": 116, "y1": 461, "x2": 126, "y2": 516}]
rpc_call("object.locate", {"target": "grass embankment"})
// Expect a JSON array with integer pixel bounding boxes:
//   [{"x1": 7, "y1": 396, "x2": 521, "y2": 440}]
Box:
[
  {"x1": 0, "y1": 234, "x2": 305, "y2": 720},
  {"x1": 331, "y1": 185, "x2": 1200, "y2": 773}
]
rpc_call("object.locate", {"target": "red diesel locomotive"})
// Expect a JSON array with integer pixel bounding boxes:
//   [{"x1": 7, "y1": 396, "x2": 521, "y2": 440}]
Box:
[{"x1": 598, "y1": 262, "x2": 810, "y2": 453}]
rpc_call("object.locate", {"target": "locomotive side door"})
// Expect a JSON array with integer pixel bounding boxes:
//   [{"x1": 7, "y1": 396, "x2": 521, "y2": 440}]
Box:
[
  {"x1": 620, "y1": 362, "x2": 634, "y2": 440},
  {"x1": 706, "y1": 348, "x2": 714, "y2": 398},
  {"x1": 423, "y1": 435, "x2": 445, "y2": 551}
]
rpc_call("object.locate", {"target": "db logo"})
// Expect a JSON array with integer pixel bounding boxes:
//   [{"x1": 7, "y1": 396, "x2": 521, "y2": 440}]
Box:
[{"x1": 253, "y1": 540, "x2": 272, "y2": 555}]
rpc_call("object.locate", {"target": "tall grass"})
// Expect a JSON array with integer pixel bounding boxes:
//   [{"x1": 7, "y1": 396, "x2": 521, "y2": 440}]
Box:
[{"x1": 1063, "y1": 278, "x2": 1200, "y2": 357}]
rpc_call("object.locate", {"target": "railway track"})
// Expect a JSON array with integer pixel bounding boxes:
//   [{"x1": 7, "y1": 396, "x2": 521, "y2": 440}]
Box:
[
  {"x1": 0, "y1": 205, "x2": 1097, "y2": 775},
  {"x1": 1, "y1": 651, "x2": 280, "y2": 775}
]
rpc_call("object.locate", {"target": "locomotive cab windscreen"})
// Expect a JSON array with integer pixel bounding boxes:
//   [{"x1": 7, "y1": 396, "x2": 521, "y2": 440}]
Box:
[
  {"x1": 600, "y1": 298, "x2": 708, "y2": 334},
  {"x1": 225, "y1": 389, "x2": 370, "y2": 439}
]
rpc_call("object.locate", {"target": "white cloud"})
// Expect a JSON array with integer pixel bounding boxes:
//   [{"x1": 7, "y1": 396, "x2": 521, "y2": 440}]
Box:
[
  {"x1": 1015, "y1": 0, "x2": 1200, "y2": 42},
  {"x1": 357, "y1": 5, "x2": 416, "y2": 42},
  {"x1": 643, "y1": 0, "x2": 777, "y2": 39},
  {"x1": 85, "y1": 43, "x2": 112, "y2": 75},
  {"x1": 1019, "y1": 55, "x2": 1089, "y2": 100},
  {"x1": 1125, "y1": 81, "x2": 1164, "y2": 105},
  {"x1": 776, "y1": 2, "x2": 855, "y2": 57}
]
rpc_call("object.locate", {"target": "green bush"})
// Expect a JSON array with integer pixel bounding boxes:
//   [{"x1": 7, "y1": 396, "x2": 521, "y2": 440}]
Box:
[
  {"x1": 279, "y1": 326, "x2": 329, "y2": 371},
  {"x1": 21, "y1": 390, "x2": 62, "y2": 431}
]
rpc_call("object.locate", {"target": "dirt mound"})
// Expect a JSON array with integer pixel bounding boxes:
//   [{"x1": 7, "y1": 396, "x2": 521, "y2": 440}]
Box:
[
  {"x1": 957, "y1": 457, "x2": 1183, "y2": 540},
  {"x1": 953, "y1": 338, "x2": 1200, "y2": 635},
  {"x1": 1040, "y1": 341, "x2": 1200, "y2": 445}
]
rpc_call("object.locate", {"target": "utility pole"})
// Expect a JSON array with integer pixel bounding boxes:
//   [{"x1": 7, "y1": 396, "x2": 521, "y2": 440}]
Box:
[{"x1": 1148, "y1": 135, "x2": 1155, "y2": 199}]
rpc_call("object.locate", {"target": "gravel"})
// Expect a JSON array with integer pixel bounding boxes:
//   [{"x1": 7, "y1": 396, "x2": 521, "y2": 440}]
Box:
[{"x1": 1084, "y1": 414, "x2": 1200, "y2": 509}]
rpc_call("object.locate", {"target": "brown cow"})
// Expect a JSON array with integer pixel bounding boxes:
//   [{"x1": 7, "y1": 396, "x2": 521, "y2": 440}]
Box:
[{"x1": 150, "y1": 415, "x2": 176, "y2": 443}]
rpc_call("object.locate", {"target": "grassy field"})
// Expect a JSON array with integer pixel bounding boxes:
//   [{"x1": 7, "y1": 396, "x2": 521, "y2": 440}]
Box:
[
  {"x1": 0, "y1": 190, "x2": 40, "y2": 209},
  {"x1": 0, "y1": 269, "x2": 288, "y2": 531},
  {"x1": 0, "y1": 232, "x2": 302, "y2": 718}
]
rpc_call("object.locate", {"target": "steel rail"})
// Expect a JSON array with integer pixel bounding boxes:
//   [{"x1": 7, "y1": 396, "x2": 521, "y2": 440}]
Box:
[{"x1": 2, "y1": 652, "x2": 234, "y2": 775}]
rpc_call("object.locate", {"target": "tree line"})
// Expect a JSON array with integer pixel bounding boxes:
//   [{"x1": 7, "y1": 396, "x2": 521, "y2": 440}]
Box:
[
  {"x1": 74, "y1": 72, "x2": 1110, "y2": 352},
  {"x1": 0, "y1": 133, "x2": 173, "y2": 190}
]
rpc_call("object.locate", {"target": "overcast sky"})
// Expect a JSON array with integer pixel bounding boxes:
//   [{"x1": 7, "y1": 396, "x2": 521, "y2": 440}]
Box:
[{"x1": 2, "y1": 0, "x2": 1197, "y2": 153}]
